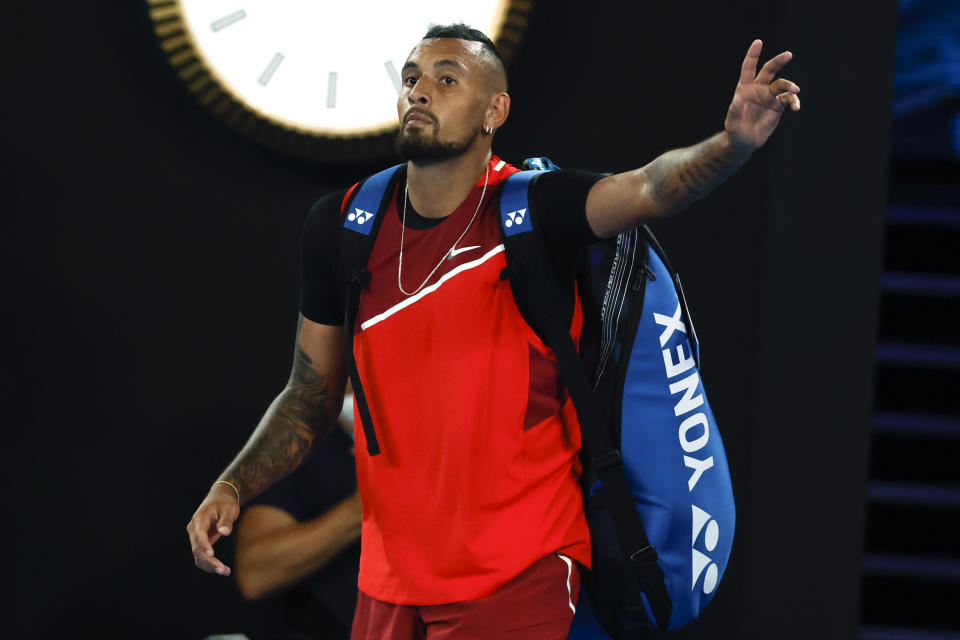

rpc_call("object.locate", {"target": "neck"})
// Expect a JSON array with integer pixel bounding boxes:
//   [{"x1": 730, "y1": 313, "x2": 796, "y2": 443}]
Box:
[{"x1": 406, "y1": 144, "x2": 492, "y2": 219}]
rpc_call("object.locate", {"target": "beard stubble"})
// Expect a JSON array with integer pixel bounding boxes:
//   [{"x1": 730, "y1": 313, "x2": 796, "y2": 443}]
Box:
[{"x1": 394, "y1": 122, "x2": 476, "y2": 162}]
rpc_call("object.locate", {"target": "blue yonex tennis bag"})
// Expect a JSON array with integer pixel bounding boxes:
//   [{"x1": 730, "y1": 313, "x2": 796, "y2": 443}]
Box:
[{"x1": 497, "y1": 159, "x2": 736, "y2": 635}]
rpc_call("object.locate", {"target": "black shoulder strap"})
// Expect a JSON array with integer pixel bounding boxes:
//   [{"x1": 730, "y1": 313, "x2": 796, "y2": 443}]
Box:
[
  {"x1": 498, "y1": 170, "x2": 672, "y2": 629},
  {"x1": 640, "y1": 225, "x2": 700, "y2": 368},
  {"x1": 337, "y1": 164, "x2": 403, "y2": 456}
]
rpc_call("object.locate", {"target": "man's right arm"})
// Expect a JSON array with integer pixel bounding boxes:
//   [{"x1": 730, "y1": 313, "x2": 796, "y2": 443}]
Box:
[{"x1": 187, "y1": 314, "x2": 347, "y2": 577}]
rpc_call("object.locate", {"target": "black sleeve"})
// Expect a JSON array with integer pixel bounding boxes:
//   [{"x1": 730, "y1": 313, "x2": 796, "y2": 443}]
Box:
[
  {"x1": 531, "y1": 168, "x2": 604, "y2": 249},
  {"x1": 299, "y1": 189, "x2": 350, "y2": 325},
  {"x1": 529, "y1": 169, "x2": 604, "y2": 289}
]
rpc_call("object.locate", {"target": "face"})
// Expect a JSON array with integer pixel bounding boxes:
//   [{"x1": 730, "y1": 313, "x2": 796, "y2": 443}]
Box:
[{"x1": 395, "y1": 38, "x2": 492, "y2": 161}]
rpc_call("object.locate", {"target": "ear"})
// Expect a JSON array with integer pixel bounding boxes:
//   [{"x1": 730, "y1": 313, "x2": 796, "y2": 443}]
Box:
[{"x1": 485, "y1": 92, "x2": 511, "y2": 132}]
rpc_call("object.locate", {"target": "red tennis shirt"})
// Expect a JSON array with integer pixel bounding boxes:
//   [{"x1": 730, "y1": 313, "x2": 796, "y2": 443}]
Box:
[{"x1": 302, "y1": 156, "x2": 599, "y2": 605}]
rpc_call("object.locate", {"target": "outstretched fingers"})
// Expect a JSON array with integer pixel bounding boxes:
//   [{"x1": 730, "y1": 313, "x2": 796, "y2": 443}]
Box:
[
  {"x1": 756, "y1": 50, "x2": 794, "y2": 85},
  {"x1": 729, "y1": 39, "x2": 801, "y2": 147},
  {"x1": 739, "y1": 39, "x2": 764, "y2": 84}
]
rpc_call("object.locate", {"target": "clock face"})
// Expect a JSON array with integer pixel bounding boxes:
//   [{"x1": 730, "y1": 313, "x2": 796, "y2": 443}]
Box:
[{"x1": 148, "y1": 0, "x2": 530, "y2": 162}]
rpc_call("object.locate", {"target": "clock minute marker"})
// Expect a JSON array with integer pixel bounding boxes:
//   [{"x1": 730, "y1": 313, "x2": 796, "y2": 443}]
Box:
[
  {"x1": 327, "y1": 72, "x2": 337, "y2": 108},
  {"x1": 384, "y1": 61, "x2": 401, "y2": 95},
  {"x1": 258, "y1": 53, "x2": 284, "y2": 86},
  {"x1": 210, "y1": 10, "x2": 246, "y2": 32}
]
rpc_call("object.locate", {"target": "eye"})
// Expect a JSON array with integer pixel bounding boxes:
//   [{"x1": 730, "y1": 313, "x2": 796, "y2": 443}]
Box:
[
  {"x1": 441, "y1": 76, "x2": 457, "y2": 86},
  {"x1": 403, "y1": 75, "x2": 418, "y2": 86}
]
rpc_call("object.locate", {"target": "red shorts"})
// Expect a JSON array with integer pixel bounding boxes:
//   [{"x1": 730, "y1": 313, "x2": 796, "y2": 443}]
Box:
[{"x1": 350, "y1": 553, "x2": 581, "y2": 640}]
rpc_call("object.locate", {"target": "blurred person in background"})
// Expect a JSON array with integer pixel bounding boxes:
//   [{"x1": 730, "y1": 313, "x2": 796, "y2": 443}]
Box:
[{"x1": 233, "y1": 386, "x2": 360, "y2": 640}]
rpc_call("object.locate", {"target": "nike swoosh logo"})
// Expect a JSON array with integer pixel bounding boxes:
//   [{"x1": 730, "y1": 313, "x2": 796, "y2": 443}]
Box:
[{"x1": 447, "y1": 245, "x2": 482, "y2": 259}]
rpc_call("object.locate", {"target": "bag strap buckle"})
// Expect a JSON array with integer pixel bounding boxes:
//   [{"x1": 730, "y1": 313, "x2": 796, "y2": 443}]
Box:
[{"x1": 629, "y1": 545, "x2": 656, "y2": 565}]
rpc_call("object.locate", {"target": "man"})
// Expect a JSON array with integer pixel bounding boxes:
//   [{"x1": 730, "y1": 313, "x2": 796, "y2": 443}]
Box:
[{"x1": 188, "y1": 23, "x2": 799, "y2": 639}]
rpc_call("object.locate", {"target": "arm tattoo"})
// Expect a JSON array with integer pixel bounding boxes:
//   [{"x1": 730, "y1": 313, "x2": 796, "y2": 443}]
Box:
[
  {"x1": 647, "y1": 133, "x2": 750, "y2": 211},
  {"x1": 218, "y1": 318, "x2": 339, "y2": 503}
]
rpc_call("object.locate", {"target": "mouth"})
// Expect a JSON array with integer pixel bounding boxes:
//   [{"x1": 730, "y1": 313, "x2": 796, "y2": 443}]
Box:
[{"x1": 404, "y1": 110, "x2": 436, "y2": 126}]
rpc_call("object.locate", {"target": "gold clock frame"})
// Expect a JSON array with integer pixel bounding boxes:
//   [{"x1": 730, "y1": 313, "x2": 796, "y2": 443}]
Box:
[{"x1": 146, "y1": 0, "x2": 533, "y2": 164}]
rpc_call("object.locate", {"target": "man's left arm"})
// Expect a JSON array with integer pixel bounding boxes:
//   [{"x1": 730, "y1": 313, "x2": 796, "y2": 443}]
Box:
[{"x1": 586, "y1": 39, "x2": 801, "y2": 239}]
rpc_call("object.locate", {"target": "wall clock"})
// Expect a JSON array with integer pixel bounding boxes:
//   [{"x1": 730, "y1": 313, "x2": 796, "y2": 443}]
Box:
[{"x1": 146, "y1": 0, "x2": 532, "y2": 164}]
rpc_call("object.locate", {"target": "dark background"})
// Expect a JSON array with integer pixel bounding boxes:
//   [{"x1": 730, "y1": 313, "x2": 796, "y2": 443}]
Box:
[{"x1": 6, "y1": 1, "x2": 903, "y2": 638}]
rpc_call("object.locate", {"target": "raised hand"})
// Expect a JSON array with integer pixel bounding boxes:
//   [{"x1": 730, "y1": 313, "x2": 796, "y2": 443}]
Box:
[{"x1": 724, "y1": 39, "x2": 801, "y2": 151}]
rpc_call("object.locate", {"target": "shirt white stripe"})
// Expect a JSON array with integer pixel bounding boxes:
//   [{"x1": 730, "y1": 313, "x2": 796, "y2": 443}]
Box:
[
  {"x1": 360, "y1": 244, "x2": 505, "y2": 331},
  {"x1": 493, "y1": 159, "x2": 506, "y2": 171}
]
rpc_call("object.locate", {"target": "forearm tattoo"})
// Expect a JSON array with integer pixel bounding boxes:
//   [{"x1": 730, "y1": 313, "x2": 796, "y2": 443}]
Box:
[
  {"x1": 676, "y1": 155, "x2": 729, "y2": 198},
  {"x1": 220, "y1": 318, "x2": 337, "y2": 503},
  {"x1": 647, "y1": 133, "x2": 748, "y2": 210}
]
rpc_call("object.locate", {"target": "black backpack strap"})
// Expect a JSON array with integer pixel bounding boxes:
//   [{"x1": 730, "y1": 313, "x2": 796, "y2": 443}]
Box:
[
  {"x1": 640, "y1": 225, "x2": 700, "y2": 368},
  {"x1": 338, "y1": 164, "x2": 403, "y2": 456},
  {"x1": 499, "y1": 170, "x2": 673, "y2": 629}
]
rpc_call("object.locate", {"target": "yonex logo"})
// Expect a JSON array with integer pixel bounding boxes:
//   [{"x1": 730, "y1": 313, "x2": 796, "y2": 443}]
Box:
[
  {"x1": 503, "y1": 208, "x2": 527, "y2": 228},
  {"x1": 655, "y1": 302, "x2": 714, "y2": 492},
  {"x1": 691, "y1": 504, "x2": 720, "y2": 594},
  {"x1": 348, "y1": 208, "x2": 375, "y2": 225}
]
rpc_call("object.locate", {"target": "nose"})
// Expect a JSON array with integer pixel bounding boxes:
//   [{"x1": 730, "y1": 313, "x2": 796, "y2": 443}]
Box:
[{"x1": 407, "y1": 76, "x2": 430, "y2": 105}]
